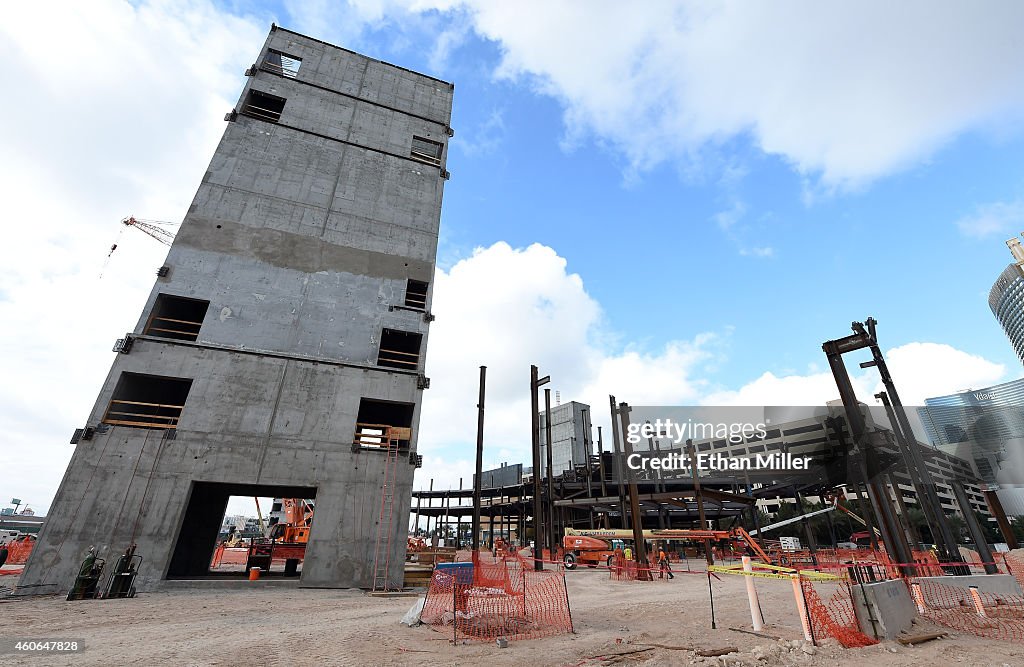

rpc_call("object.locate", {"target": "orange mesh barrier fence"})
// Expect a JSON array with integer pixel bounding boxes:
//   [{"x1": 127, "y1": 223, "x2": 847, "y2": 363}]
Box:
[
  {"x1": 1003, "y1": 552, "x2": 1024, "y2": 590},
  {"x1": 773, "y1": 548, "x2": 1007, "y2": 579},
  {"x1": 800, "y1": 578, "x2": 878, "y2": 648},
  {"x1": 211, "y1": 543, "x2": 226, "y2": 568},
  {"x1": 909, "y1": 577, "x2": 1024, "y2": 642},
  {"x1": 420, "y1": 551, "x2": 573, "y2": 642},
  {"x1": 607, "y1": 554, "x2": 659, "y2": 581},
  {"x1": 5, "y1": 540, "x2": 35, "y2": 565}
]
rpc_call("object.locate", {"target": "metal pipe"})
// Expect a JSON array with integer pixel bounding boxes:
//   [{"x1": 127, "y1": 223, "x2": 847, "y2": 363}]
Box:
[
  {"x1": 545, "y1": 389, "x2": 557, "y2": 558},
  {"x1": 472, "y1": 366, "x2": 486, "y2": 552},
  {"x1": 530, "y1": 365, "x2": 543, "y2": 570},
  {"x1": 618, "y1": 402, "x2": 650, "y2": 577},
  {"x1": 609, "y1": 395, "x2": 628, "y2": 530}
]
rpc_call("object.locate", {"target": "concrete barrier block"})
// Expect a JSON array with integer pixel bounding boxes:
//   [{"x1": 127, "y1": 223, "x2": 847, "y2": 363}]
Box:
[{"x1": 851, "y1": 579, "x2": 917, "y2": 640}]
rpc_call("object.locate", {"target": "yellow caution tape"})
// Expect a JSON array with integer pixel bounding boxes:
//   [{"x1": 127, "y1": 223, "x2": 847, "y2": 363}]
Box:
[{"x1": 707, "y1": 565, "x2": 843, "y2": 582}]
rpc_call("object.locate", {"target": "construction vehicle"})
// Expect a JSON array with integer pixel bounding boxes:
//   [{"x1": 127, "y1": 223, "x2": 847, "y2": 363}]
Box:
[
  {"x1": 563, "y1": 526, "x2": 771, "y2": 568},
  {"x1": 267, "y1": 498, "x2": 313, "y2": 543},
  {"x1": 561, "y1": 533, "x2": 623, "y2": 569}
]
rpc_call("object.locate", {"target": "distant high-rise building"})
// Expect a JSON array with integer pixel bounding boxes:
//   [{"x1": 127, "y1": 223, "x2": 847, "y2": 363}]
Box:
[
  {"x1": 921, "y1": 378, "x2": 1024, "y2": 516},
  {"x1": 990, "y1": 237, "x2": 1024, "y2": 364},
  {"x1": 538, "y1": 401, "x2": 592, "y2": 478}
]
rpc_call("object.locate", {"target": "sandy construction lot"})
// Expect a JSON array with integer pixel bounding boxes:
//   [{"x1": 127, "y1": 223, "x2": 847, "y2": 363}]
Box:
[{"x1": 1, "y1": 568, "x2": 1022, "y2": 666}]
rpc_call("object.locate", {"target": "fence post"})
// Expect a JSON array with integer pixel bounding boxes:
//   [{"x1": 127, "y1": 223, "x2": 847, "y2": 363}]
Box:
[
  {"x1": 707, "y1": 571, "x2": 717, "y2": 629},
  {"x1": 968, "y1": 585, "x2": 987, "y2": 618},
  {"x1": 791, "y1": 573, "x2": 813, "y2": 642},
  {"x1": 909, "y1": 582, "x2": 926, "y2": 614},
  {"x1": 742, "y1": 556, "x2": 763, "y2": 631}
]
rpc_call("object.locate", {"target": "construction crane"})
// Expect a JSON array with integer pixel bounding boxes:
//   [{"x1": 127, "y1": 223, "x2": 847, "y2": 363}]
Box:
[
  {"x1": 120, "y1": 216, "x2": 176, "y2": 245},
  {"x1": 101, "y1": 216, "x2": 179, "y2": 278}
]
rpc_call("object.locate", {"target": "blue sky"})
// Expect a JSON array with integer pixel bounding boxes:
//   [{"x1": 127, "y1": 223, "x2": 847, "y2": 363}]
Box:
[
  {"x1": 262, "y1": 1, "x2": 1024, "y2": 381},
  {"x1": 2, "y1": 1, "x2": 1024, "y2": 512}
]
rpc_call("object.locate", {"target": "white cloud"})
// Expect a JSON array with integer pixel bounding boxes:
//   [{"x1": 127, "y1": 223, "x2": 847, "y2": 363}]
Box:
[
  {"x1": 456, "y1": 108, "x2": 506, "y2": 157},
  {"x1": 407, "y1": 1, "x2": 1024, "y2": 189},
  {"x1": 955, "y1": 200, "x2": 1024, "y2": 239},
  {"x1": 879, "y1": 342, "x2": 1006, "y2": 404},
  {"x1": 713, "y1": 201, "x2": 746, "y2": 231},
  {"x1": 2, "y1": 2, "x2": 1014, "y2": 517},
  {"x1": 705, "y1": 341, "x2": 1007, "y2": 407},
  {"x1": 414, "y1": 243, "x2": 1010, "y2": 496},
  {"x1": 0, "y1": 0, "x2": 265, "y2": 516},
  {"x1": 417, "y1": 242, "x2": 718, "y2": 486}
]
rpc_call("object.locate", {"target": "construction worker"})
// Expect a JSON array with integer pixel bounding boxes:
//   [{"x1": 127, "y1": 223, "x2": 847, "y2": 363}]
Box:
[
  {"x1": 623, "y1": 545, "x2": 632, "y2": 561},
  {"x1": 658, "y1": 548, "x2": 674, "y2": 579}
]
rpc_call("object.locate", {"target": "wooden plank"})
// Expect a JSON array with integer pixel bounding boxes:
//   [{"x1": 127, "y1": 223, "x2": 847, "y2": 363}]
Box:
[
  {"x1": 102, "y1": 419, "x2": 177, "y2": 429},
  {"x1": 378, "y1": 348, "x2": 420, "y2": 358},
  {"x1": 897, "y1": 632, "x2": 947, "y2": 646},
  {"x1": 147, "y1": 326, "x2": 199, "y2": 336},
  {"x1": 151, "y1": 316, "x2": 203, "y2": 326},
  {"x1": 109, "y1": 399, "x2": 185, "y2": 409}
]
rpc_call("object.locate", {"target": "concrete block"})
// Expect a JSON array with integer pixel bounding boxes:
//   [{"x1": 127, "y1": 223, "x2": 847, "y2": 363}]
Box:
[
  {"x1": 914, "y1": 574, "x2": 1023, "y2": 607},
  {"x1": 851, "y1": 579, "x2": 918, "y2": 640}
]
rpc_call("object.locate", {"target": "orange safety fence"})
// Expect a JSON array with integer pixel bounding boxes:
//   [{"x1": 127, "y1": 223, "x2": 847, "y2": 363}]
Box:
[
  {"x1": 775, "y1": 547, "x2": 1014, "y2": 580},
  {"x1": 420, "y1": 550, "x2": 573, "y2": 642},
  {"x1": 211, "y1": 543, "x2": 226, "y2": 568},
  {"x1": 4, "y1": 540, "x2": 35, "y2": 565},
  {"x1": 800, "y1": 577, "x2": 878, "y2": 648},
  {"x1": 1003, "y1": 551, "x2": 1024, "y2": 590},
  {"x1": 908, "y1": 577, "x2": 1024, "y2": 642},
  {"x1": 607, "y1": 553, "x2": 661, "y2": 581}
]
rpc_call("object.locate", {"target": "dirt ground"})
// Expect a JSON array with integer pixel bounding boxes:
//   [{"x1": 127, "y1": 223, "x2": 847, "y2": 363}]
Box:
[{"x1": 1, "y1": 568, "x2": 1022, "y2": 666}]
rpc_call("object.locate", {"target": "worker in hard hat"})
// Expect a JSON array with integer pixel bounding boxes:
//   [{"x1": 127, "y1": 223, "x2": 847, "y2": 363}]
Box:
[{"x1": 658, "y1": 547, "x2": 674, "y2": 579}]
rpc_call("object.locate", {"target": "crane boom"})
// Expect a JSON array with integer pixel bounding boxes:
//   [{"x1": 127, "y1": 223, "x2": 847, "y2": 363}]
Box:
[
  {"x1": 748, "y1": 503, "x2": 838, "y2": 535},
  {"x1": 121, "y1": 216, "x2": 176, "y2": 246}
]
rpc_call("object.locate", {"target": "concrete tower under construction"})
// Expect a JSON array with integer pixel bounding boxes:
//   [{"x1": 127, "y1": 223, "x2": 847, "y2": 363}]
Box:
[{"x1": 19, "y1": 25, "x2": 452, "y2": 592}]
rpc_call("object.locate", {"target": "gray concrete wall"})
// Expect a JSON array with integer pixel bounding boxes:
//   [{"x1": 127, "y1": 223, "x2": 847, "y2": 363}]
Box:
[
  {"x1": 540, "y1": 402, "x2": 590, "y2": 476},
  {"x1": 851, "y1": 579, "x2": 917, "y2": 640},
  {"x1": 914, "y1": 574, "x2": 1023, "y2": 607},
  {"x1": 19, "y1": 26, "x2": 450, "y2": 594}
]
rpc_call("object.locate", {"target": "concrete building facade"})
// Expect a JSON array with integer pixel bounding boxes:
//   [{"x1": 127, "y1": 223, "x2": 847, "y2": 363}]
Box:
[
  {"x1": 538, "y1": 401, "x2": 592, "y2": 478},
  {"x1": 19, "y1": 25, "x2": 453, "y2": 593}
]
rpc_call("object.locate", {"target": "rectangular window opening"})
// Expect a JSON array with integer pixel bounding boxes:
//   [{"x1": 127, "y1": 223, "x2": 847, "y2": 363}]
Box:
[
  {"x1": 263, "y1": 49, "x2": 301, "y2": 77},
  {"x1": 103, "y1": 372, "x2": 193, "y2": 430},
  {"x1": 144, "y1": 294, "x2": 210, "y2": 342},
  {"x1": 377, "y1": 328, "x2": 422, "y2": 370},
  {"x1": 354, "y1": 398, "x2": 414, "y2": 450},
  {"x1": 243, "y1": 90, "x2": 286, "y2": 123},
  {"x1": 404, "y1": 279, "x2": 428, "y2": 310},
  {"x1": 410, "y1": 135, "x2": 443, "y2": 165}
]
